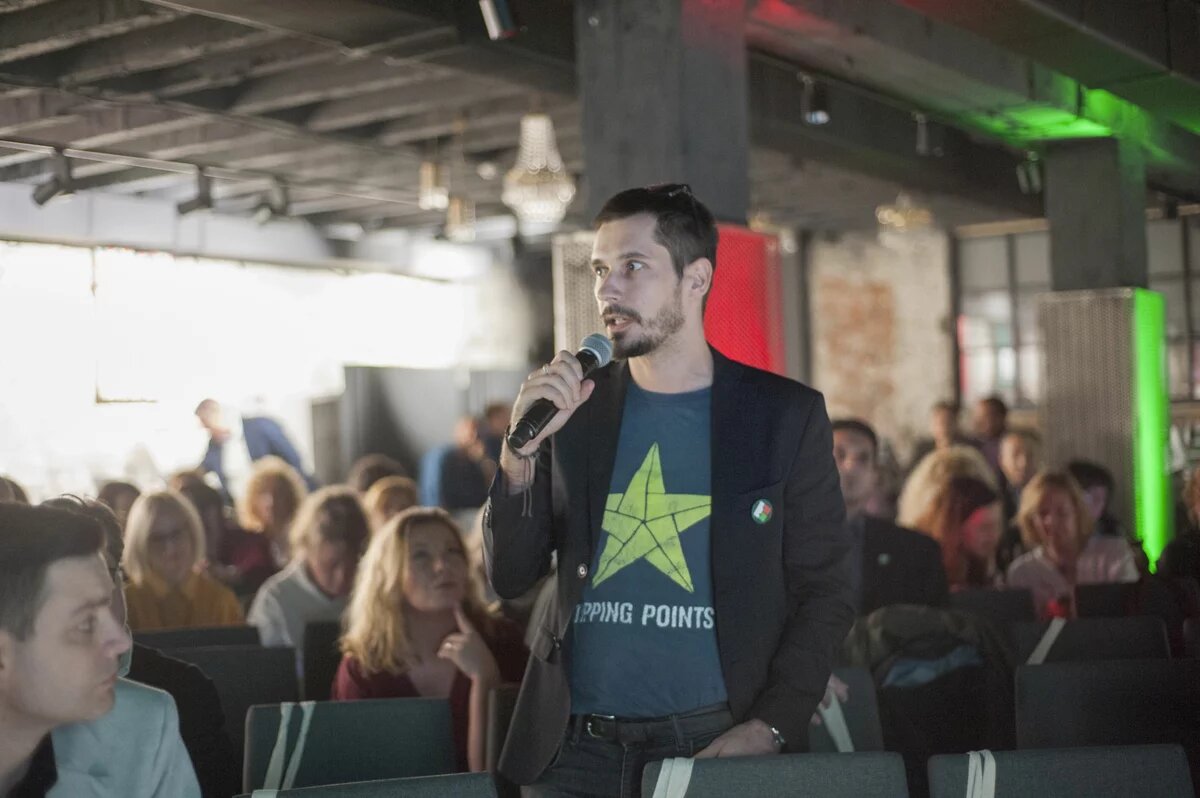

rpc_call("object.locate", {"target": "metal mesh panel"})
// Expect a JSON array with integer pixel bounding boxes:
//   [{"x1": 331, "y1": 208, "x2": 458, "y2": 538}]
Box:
[
  {"x1": 1039, "y1": 289, "x2": 1135, "y2": 531},
  {"x1": 552, "y1": 231, "x2": 602, "y2": 353}
]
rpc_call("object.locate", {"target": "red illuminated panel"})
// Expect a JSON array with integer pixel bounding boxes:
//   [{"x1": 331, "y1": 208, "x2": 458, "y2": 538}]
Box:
[{"x1": 704, "y1": 225, "x2": 785, "y2": 375}]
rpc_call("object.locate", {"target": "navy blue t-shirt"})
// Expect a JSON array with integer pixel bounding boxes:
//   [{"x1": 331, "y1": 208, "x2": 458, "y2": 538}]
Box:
[{"x1": 568, "y1": 381, "x2": 728, "y2": 717}]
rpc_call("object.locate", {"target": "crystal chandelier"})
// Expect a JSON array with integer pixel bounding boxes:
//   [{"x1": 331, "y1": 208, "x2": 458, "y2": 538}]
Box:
[
  {"x1": 875, "y1": 192, "x2": 933, "y2": 232},
  {"x1": 502, "y1": 113, "x2": 576, "y2": 228}
]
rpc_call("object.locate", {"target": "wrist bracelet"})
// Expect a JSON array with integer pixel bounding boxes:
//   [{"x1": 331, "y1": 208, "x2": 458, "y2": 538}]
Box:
[{"x1": 503, "y1": 427, "x2": 539, "y2": 461}]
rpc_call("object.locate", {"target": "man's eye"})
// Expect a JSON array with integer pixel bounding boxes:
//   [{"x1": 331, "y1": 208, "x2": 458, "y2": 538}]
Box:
[
  {"x1": 79, "y1": 616, "x2": 96, "y2": 635},
  {"x1": 627, "y1": 261, "x2": 644, "y2": 271}
]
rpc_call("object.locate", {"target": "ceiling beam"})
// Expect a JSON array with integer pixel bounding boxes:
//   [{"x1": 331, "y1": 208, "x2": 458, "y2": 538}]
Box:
[
  {"x1": 12, "y1": 16, "x2": 284, "y2": 87},
  {"x1": 305, "y1": 77, "x2": 530, "y2": 132},
  {"x1": 228, "y1": 57, "x2": 439, "y2": 116},
  {"x1": 0, "y1": 0, "x2": 58, "y2": 11},
  {"x1": 0, "y1": 0, "x2": 178, "y2": 64}
]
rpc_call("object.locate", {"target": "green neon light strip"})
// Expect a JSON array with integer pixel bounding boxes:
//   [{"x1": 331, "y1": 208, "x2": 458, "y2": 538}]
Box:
[{"x1": 1132, "y1": 289, "x2": 1172, "y2": 571}]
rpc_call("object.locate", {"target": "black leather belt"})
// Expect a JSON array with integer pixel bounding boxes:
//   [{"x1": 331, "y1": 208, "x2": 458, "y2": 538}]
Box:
[{"x1": 570, "y1": 703, "x2": 733, "y2": 746}]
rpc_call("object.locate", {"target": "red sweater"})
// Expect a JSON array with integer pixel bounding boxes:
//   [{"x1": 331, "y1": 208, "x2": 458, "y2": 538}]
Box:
[{"x1": 330, "y1": 618, "x2": 528, "y2": 771}]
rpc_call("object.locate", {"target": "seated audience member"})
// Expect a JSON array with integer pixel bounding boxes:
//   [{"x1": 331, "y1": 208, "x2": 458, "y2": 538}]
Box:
[
  {"x1": 123, "y1": 490, "x2": 244, "y2": 631},
  {"x1": 439, "y1": 417, "x2": 492, "y2": 513},
  {"x1": 96, "y1": 480, "x2": 140, "y2": 531},
  {"x1": 907, "y1": 401, "x2": 972, "y2": 473},
  {"x1": 1007, "y1": 471, "x2": 1138, "y2": 618},
  {"x1": 1066, "y1": 459, "x2": 1124, "y2": 539},
  {"x1": 1159, "y1": 466, "x2": 1200, "y2": 583},
  {"x1": 347, "y1": 453, "x2": 408, "y2": 495},
  {"x1": 972, "y1": 395, "x2": 1009, "y2": 474},
  {"x1": 0, "y1": 475, "x2": 29, "y2": 504},
  {"x1": 898, "y1": 444, "x2": 997, "y2": 529},
  {"x1": 363, "y1": 475, "x2": 419, "y2": 532},
  {"x1": 913, "y1": 476, "x2": 1005, "y2": 590},
  {"x1": 0, "y1": 504, "x2": 200, "y2": 797},
  {"x1": 832, "y1": 419, "x2": 949, "y2": 612},
  {"x1": 333, "y1": 507, "x2": 527, "y2": 772},
  {"x1": 42, "y1": 496, "x2": 238, "y2": 798},
  {"x1": 995, "y1": 429, "x2": 1041, "y2": 570},
  {"x1": 480, "y1": 402, "x2": 512, "y2": 463},
  {"x1": 248, "y1": 487, "x2": 369, "y2": 657},
  {"x1": 172, "y1": 471, "x2": 273, "y2": 597},
  {"x1": 999, "y1": 430, "x2": 1040, "y2": 517},
  {"x1": 237, "y1": 455, "x2": 307, "y2": 569}
]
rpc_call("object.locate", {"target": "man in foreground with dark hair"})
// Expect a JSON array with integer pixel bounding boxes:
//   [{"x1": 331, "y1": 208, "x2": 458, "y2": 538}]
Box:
[
  {"x1": 42, "y1": 496, "x2": 238, "y2": 798},
  {"x1": 485, "y1": 184, "x2": 855, "y2": 796},
  {"x1": 0, "y1": 504, "x2": 200, "y2": 797},
  {"x1": 832, "y1": 419, "x2": 949, "y2": 613}
]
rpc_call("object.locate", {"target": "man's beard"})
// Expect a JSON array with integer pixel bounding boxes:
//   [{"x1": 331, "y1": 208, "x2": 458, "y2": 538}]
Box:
[{"x1": 609, "y1": 289, "x2": 685, "y2": 359}]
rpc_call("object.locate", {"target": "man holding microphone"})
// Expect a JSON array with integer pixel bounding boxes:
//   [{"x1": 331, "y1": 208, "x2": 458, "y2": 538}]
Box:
[{"x1": 485, "y1": 184, "x2": 855, "y2": 797}]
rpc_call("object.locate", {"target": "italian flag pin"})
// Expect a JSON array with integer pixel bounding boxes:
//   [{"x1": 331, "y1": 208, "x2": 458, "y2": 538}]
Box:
[{"x1": 751, "y1": 499, "x2": 773, "y2": 524}]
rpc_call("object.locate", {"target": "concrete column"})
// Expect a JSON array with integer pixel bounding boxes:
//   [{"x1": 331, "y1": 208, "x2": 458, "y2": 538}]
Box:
[
  {"x1": 575, "y1": 0, "x2": 749, "y2": 223},
  {"x1": 1044, "y1": 137, "x2": 1148, "y2": 290}
]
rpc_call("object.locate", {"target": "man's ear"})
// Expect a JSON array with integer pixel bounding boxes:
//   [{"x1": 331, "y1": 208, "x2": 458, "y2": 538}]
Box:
[{"x1": 684, "y1": 257, "x2": 713, "y2": 302}]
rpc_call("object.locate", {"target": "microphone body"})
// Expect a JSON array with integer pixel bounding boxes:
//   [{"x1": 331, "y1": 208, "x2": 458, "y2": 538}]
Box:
[{"x1": 507, "y1": 334, "x2": 613, "y2": 452}]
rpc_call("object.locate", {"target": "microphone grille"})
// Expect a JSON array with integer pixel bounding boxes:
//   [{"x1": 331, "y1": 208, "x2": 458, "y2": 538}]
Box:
[{"x1": 580, "y1": 333, "x2": 614, "y2": 367}]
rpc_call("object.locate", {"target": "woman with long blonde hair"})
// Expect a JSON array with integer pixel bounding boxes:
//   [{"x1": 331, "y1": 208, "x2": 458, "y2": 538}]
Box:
[
  {"x1": 911, "y1": 475, "x2": 1004, "y2": 590},
  {"x1": 333, "y1": 507, "x2": 527, "y2": 772},
  {"x1": 1007, "y1": 470, "x2": 1137, "y2": 618},
  {"x1": 123, "y1": 490, "x2": 244, "y2": 631}
]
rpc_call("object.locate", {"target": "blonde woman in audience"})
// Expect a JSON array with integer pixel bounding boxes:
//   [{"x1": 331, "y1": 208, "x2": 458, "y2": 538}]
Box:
[
  {"x1": 123, "y1": 490, "x2": 244, "y2": 631},
  {"x1": 237, "y1": 455, "x2": 307, "y2": 568},
  {"x1": 363, "y1": 475, "x2": 419, "y2": 532},
  {"x1": 334, "y1": 507, "x2": 527, "y2": 772},
  {"x1": 1007, "y1": 470, "x2": 1138, "y2": 618},
  {"x1": 247, "y1": 486, "x2": 369, "y2": 658},
  {"x1": 897, "y1": 444, "x2": 997, "y2": 528},
  {"x1": 912, "y1": 475, "x2": 1005, "y2": 591}
]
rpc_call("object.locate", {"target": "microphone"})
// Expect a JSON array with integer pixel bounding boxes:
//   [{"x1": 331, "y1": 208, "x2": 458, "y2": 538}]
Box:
[{"x1": 507, "y1": 333, "x2": 614, "y2": 452}]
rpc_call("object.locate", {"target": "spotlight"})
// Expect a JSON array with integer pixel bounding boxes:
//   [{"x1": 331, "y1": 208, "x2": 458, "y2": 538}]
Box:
[
  {"x1": 1016, "y1": 152, "x2": 1042, "y2": 195},
  {"x1": 479, "y1": 0, "x2": 518, "y2": 40},
  {"x1": 799, "y1": 75, "x2": 830, "y2": 126},
  {"x1": 252, "y1": 180, "x2": 289, "y2": 225},
  {"x1": 175, "y1": 170, "x2": 213, "y2": 216},
  {"x1": 32, "y1": 151, "x2": 74, "y2": 206}
]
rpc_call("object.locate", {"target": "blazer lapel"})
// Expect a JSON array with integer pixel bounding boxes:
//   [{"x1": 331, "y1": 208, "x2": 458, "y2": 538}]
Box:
[
  {"x1": 587, "y1": 361, "x2": 629, "y2": 558},
  {"x1": 700, "y1": 348, "x2": 748, "y2": 590}
]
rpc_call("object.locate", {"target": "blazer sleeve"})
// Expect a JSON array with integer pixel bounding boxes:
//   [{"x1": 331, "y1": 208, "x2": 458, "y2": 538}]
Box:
[
  {"x1": 482, "y1": 445, "x2": 556, "y2": 600},
  {"x1": 748, "y1": 392, "x2": 856, "y2": 748},
  {"x1": 148, "y1": 692, "x2": 202, "y2": 798}
]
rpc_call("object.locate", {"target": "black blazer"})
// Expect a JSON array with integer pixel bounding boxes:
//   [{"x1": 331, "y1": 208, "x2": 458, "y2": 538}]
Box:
[
  {"x1": 483, "y1": 349, "x2": 856, "y2": 784},
  {"x1": 860, "y1": 516, "x2": 949, "y2": 615},
  {"x1": 127, "y1": 644, "x2": 240, "y2": 798}
]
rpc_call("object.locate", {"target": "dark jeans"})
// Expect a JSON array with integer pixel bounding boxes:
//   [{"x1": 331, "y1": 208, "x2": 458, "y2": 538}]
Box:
[{"x1": 523, "y1": 703, "x2": 735, "y2": 798}]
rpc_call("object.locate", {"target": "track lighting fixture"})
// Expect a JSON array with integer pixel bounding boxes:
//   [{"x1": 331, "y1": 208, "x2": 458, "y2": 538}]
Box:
[
  {"x1": 175, "y1": 170, "x2": 213, "y2": 216},
  {"x1": 32, "y1": 150, "x2": 74, "y2": 206}
]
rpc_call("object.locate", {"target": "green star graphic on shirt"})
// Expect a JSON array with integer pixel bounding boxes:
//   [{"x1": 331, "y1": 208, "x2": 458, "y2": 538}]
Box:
[{"x1": 592, "y1": 443, "x2": 712, "y2": 592}]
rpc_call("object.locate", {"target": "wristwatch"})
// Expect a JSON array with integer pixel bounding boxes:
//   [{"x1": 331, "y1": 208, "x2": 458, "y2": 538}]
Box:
[{"x1": 768, "y1": 724, "x2": 786, "y2": 751}]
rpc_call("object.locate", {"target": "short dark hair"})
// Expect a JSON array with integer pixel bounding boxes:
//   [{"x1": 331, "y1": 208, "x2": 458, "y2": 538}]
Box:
[
  {"x1": 831, "y1": 419, "x2": 879, "y2": 459},
  {"x1": 0, "y1": 476, "x2": 28, "y2": 504},
  {"x1": 594, "y1": 184, "x2": 719, "y2": 286},
  {"x1": 980, "y1": 395, "x2": 1008, "y2": 419},
  {"x1": 347, "y1": 454, "x2": 408, "y2": 494},
  {"x1": 932, "y1": 400, "x2": 959, "y2": 415},
  {"x1": 41, "y1": 496, "x2": 123, "y2": 565},
  {"x1": 97, "y1": 480, "x2": 140, "y2": 514},
  {"x1": 1067, "y1": 460, "x2": 1114, "y2": 494},
  {"x1": 0, "y1": 504, "x2": 104, "y2": 640}
]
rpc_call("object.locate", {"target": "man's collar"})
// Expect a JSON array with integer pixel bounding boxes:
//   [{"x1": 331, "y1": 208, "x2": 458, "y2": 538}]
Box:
[{"x1": 9, "y1": 735, "x2": 57, "y2": 797}]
